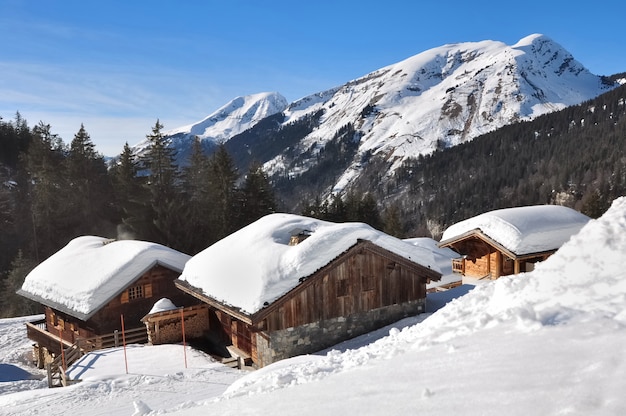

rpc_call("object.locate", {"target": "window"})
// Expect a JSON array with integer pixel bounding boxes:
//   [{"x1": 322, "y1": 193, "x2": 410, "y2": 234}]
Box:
[
  {"x1": 337, "y1": 278, "x2": 350, "y2": 297},
  {"x1": 121, "y1": 283, "x2": 153, "y2": 303},
  {"x1": 128, "y1": 285, "x2": 143, "y2": 300}
]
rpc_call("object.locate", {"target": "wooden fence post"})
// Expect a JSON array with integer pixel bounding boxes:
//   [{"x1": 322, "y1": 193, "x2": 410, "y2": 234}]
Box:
[
  {"x1": 121, "y1": 314, "x2": 128, "y2": 374},
  {"x1": 181, "y1": 308, "x2": 187, "y2": 369}
]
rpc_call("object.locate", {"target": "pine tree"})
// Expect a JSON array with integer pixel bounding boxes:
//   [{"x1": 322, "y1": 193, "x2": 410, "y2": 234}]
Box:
[
  {"x1": 141, "y1": 120, "x2": 183, "y2": 246},
  {"x1": 26, "y1": 122, "x2": 69, "y2": 259},
  {"x1": 0, "y1": 170, "x2": 17, "y2": 275},
  {"x1": 111, "y1": 142, "x2": 149, "y2": 239},
  {"x1": 181, "y1": 137, "x2": 213, "y2": 253},
  {"x1": 0, "y1": 251, "x2": 40, "y2": 318},
  {"x1": 208, "y1": 144, "x2": 239, "y2": 241},
  {"x1": 65, "y1": 124, "x2": 115, "y2": 235},
  {"x1": 383, "y1": 203, "x2": 404, "y2": 237},
  {"x1": 239, "y1": 161, "x2": 277, "y2": 227}
]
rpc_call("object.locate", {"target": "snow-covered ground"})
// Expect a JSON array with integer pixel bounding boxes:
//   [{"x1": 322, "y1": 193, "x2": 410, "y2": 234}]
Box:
[{"x1": 2, "y1": 197, "x2": 626, "y2": 415}]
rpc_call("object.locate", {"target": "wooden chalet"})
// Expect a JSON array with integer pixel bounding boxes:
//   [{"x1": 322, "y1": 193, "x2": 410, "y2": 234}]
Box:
[
  {"x1": 175, "y1": 213, "x2": 441, "y2": 368},
  {"x1": 18, "y1": 236, "x2": 194, "y2": 369},
  {"x1": 438, "y1": 205, "x2": 590, "y2": 283}
]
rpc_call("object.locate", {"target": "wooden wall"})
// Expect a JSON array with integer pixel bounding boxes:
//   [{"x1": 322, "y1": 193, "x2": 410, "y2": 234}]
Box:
[
  {"x1": 259, "y1": 244, "x2": 430, "y2": 333},
  {"x1": 92, "y1": 265, "x2": 196, "y2": 334},
  {"x1": 45, "y1": 265, "x2": 196, "y2": 341}
]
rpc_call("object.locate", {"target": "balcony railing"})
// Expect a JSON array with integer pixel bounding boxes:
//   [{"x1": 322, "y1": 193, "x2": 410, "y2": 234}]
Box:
[{"x1": 26, "y1": 319, "x2": 72, "y2": 354}]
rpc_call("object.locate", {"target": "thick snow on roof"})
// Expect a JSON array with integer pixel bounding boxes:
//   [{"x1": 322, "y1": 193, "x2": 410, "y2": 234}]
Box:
[
  {"x1": 19, "y1": 236, "x2": 190, "y2": 319},
  {"x1": 179, "y1": 213, "x2": 440, "y2": 314},
  {"x1": 440, "y1": 205, "x2": 590, "y2": 255}
]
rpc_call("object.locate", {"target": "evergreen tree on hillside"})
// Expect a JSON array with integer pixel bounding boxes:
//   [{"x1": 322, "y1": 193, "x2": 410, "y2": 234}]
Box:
[
  {"x1": 65, "y1": 124, "x2": 115, "y2": 235},
  {"x1": 181, "y1": 137, "x2": 213, "y2": 253},
  {"x1": 383, "y1": 203, "x2": 404, "y2": 237},
  {"x1": 238, "y1": 161, "x2": 277, "y2": 227},
  {"x1": 0, "y1": 170, "x2": 16, "y2": 275},
  {"x1": 0, "y1": 112, "x2": 31, "y2": 168},
  {"x1": 208, "y1": 144, "x2": 239, "y2": 242},
  {"x1": 111, "y1": 142, "x2": 149, "y2": 239},
  {"x1": 25, "y1": 122, "x2": 70, "y2": 259},
  {"x1": 141, "y1": 120, "x2": 184, "y2": 246},
  {"x1": 0, "y1": 251, "x2": 39, "y2": 318}
]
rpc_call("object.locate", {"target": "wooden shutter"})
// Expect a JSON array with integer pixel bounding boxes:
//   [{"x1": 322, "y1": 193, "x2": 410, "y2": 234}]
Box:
[
  {"x1": 120, "y1": 290, "x2": 129, "y2": 304},
  {"x1": 144, "y1": 283, "x2": 153, "y2": 298}
]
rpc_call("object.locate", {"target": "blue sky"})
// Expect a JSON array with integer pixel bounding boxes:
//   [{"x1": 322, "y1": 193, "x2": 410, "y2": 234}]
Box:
[{"x1": 1, "y1": 0, "x2": 624, "y2": 156}]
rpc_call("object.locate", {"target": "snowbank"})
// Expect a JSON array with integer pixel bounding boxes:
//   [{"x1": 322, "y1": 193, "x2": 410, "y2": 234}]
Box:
[{"x1": 217, "y1": 198, "x2": 626, "y2": 404}]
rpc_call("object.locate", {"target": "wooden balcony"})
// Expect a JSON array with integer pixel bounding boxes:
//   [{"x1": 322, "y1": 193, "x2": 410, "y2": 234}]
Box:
[{"x1": 26, "y1": 319, "x2": 72, "y2": 355}]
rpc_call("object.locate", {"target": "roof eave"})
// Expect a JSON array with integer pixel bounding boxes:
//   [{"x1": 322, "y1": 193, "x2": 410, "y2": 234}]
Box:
[
  {"x1": 16, "y1": 288, "x2": 91, "y2": 321},
  {"x1": 439, "y1": 229, "x2": 518, "y2": 259},
  {"x1": 174, "y1": 280, "x2": 253, "y2": 324}
]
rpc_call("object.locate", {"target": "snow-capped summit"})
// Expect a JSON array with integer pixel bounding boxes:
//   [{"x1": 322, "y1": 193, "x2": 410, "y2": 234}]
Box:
[
  {"x1": 131, "y1": 92, "x2": 287, "y2": 163},
  {"x1": 133, "y1": 35, "x2": 617, "y2": 196},
  {"x1": 166, "y1": 92, "x2": 288, "y2": 143}
]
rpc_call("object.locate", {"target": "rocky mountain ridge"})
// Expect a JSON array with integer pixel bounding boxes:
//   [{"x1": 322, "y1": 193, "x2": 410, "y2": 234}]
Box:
[{"x1": 139, "y1": 34, "x2": 618, "y2": 201}]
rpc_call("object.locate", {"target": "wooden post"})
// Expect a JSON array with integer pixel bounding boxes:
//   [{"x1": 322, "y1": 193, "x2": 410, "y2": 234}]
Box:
[
  {"x1": 114, "y1": 330, "x2": 119, "y2": 348},
  {"x1": 121, "y1": 314, "x2": 128, "y2": 374},
  {"x1": 46, "y1": 363, "x2": 52, "y2": 387},
  {"x1": 60, "y1": 331, "x2": 66, "y2": 371},
  {"x1": 181, "y1": 308, "x2": 188, "y2": 369}
]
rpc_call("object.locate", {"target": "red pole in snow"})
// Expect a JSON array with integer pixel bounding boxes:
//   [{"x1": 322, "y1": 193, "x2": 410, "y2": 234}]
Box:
[
  {"x1": 180, "y1": 308, "x2": 188, "y2": 368},
  {"x1": 121, "y1": 314, "x2": 128, "y2": 374}
]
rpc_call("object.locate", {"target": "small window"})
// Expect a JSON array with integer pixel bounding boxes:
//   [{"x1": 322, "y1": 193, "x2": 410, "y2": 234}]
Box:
[
  {"x1": 337, "y1": 278, "x2": 350, "y2": 297},
  {"x1": 121, "y1": 283, "x2": 153, "y2": 303},
  {"x1": 128, "y1": 285, "x2": 144, "y2": 300}
]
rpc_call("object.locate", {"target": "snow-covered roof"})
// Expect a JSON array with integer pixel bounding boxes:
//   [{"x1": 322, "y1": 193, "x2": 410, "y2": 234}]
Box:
[
  {"x1": 19, "y1": 236, "x2": 191, "y2": 320},
  {"x1": 404, "y1": 237, "x2": 461, "y2": 289},
  {"x1": 439, "y1": 205, "x2": 590, "y2": 256},
  {"x1": 178, "y1": 213, "x2": 441, "y2": 315}
]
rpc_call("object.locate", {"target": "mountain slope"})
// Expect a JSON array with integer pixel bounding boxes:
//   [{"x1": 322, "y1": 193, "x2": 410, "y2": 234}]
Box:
[
  {"x1": 261, "y1": 34, "x2": 615, "y2": 189},
  {"x1": 167, "y1": 92, "x2": 288, "y2": 143},
  {"x1": 132, "y1": 92, "x2": 288, "y2": 162},
  {"x1": 146, "y1": 34, "x2": 617, "y2": 202}
]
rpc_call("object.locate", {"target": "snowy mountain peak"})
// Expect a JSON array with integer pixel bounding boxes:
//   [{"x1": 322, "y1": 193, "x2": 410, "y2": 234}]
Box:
[
  {"x1": 167, "y1": 92, "x2": 288, "y2": 143},
  {"x1": 138, "y1": 35, "x2": 617, "y2": 198},
  {"x1": 260, "y1": 34, "x2": 616, "y2": 193}
]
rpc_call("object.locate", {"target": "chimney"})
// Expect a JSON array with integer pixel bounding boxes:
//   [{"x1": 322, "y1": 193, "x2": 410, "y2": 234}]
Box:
[{"x1": 289, "y1": 229, "x2": 311, "y2": 246}]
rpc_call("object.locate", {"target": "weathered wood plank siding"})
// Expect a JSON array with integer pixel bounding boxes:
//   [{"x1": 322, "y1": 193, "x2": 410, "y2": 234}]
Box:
[
  {"x1": 39, "y1": 265, "x2": 197, "y2": 355},
  {"x1": 260, "y1": 244, "x2": 430, "y2": 332}
]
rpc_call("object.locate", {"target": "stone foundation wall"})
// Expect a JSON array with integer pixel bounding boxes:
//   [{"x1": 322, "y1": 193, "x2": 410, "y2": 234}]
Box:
[{"x1": 255, "y1": 299, "x2": 425, "y2": 367}]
